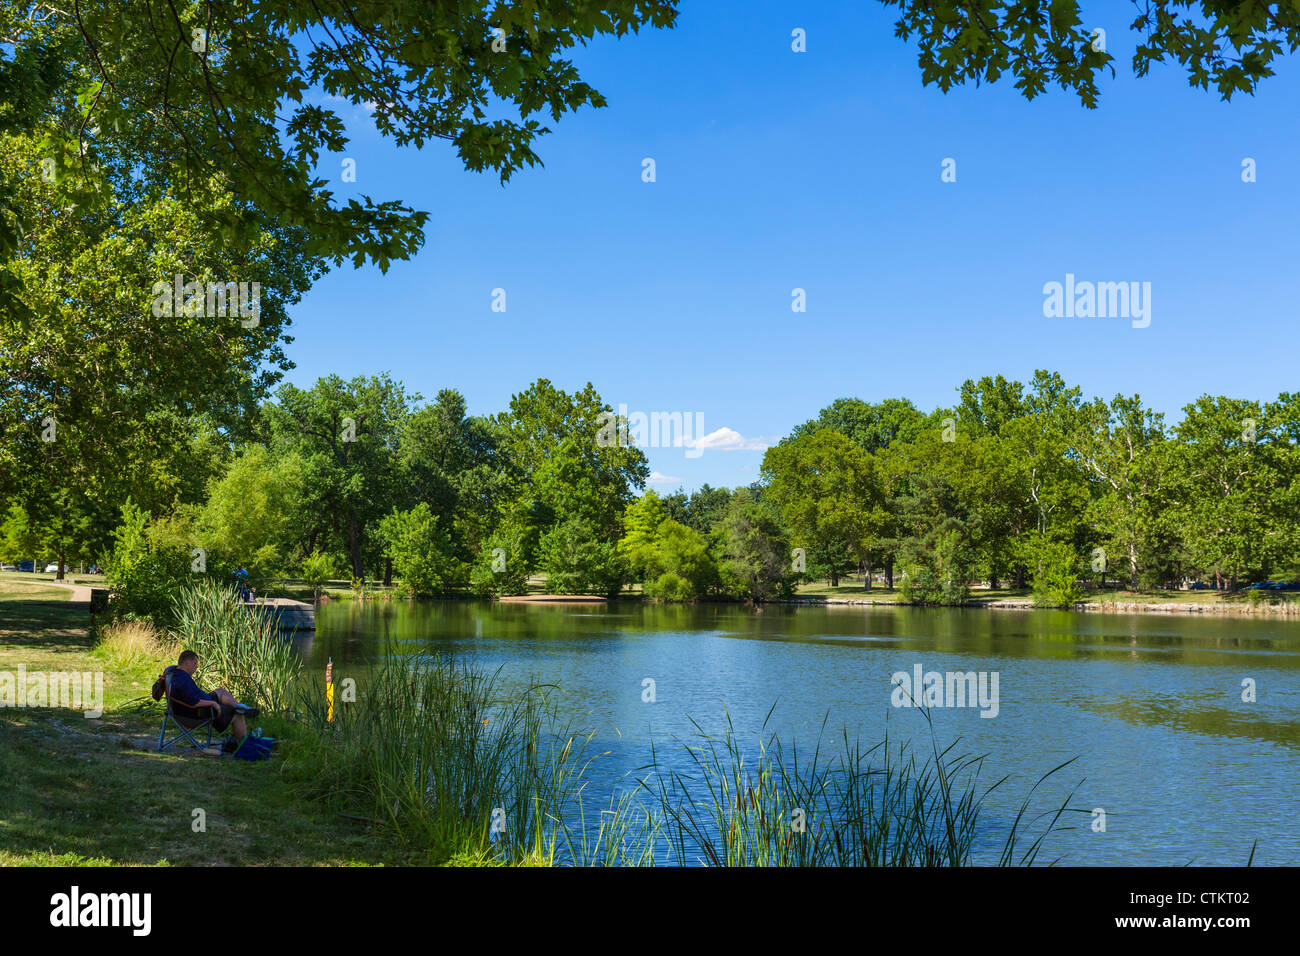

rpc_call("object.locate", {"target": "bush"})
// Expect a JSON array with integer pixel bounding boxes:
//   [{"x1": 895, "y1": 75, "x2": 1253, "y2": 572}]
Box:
[
  {"x1": 104, "y1": 502, "x2": 199, "y2": 626},
  {"x1": 300, "y1": 551, "x2": 336, "y2": 599},
  {"x1": 898, "y1": 530, "x2": 973, "y2": 605},
  {"x1": 470, "y1": 524, "x2": 532, "y2": 596},
  {"x1": 645, "y1": 571, "x2": 693, "y2": 601}
]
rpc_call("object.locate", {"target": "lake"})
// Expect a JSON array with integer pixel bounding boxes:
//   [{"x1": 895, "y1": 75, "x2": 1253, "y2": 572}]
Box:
[{"x1": 300, "y1": 600, "x2": 1300, "y2": 865}]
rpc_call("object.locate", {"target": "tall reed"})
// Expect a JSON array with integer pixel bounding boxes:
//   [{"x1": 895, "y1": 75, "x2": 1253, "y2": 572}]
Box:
[
  {"x1": 170, "y1": 580, "x2": 302, "y2": 715},
  {"x1": 291, "y1": 652, "x2": 590, "y2": 865},
  {"x1": 638, "y1": 708, "x2": 1077, "y2": 866}
]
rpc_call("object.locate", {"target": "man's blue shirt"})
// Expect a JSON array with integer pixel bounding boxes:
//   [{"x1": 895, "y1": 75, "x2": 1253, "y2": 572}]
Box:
[{"x1": 164, "y1": 666, "x2": 213, "y2": 713}]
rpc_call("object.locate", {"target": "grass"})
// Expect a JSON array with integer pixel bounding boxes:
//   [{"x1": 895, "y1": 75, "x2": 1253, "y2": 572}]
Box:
[
  {"x1": 0, "y1": 586, "x2": 402, "y2": 866},
  {"x1": 639, "y1": 710, "x2": 1077, "y2": 866}
]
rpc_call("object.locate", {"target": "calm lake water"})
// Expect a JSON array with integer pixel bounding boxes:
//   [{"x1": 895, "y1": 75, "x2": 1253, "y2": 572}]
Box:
[{"x1": 301, "y1": 600, "x2": 1300, "y2": 865}]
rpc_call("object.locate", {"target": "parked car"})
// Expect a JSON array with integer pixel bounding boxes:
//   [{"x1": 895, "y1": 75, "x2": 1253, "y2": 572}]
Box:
[
  {"x1": 0, "y1": 564, "x2": 15, "y2": 571},
  {"x1": 1188, "y1": 582, "x2": 1209, "y2": 590},
  {"x1": 43, "y1": 563, "x2": 60, "y2": 573},
  {"x1": 17, "y1": 560, "x2": 34, "y2": 572}
]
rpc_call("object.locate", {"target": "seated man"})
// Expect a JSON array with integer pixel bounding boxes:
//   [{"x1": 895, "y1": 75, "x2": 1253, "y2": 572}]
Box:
[{"x1": 163, "y1": 650, "x2": 258, "y2": 752}]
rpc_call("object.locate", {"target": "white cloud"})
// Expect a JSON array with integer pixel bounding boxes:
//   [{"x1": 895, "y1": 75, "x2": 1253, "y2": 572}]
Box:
[
  {"x1": 647, "y1": 471, "x2": 683, "y2": 485},
  {"x1": 684, "y1": 427, "x2": 775, "y2": 453}
]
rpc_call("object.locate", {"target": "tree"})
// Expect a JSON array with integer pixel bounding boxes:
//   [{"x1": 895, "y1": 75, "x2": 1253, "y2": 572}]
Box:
[
  {"x1": 878, "y1": 1, "x2": 1298, "y2": 106},
  {"x1": 717, "y1": 490, "x2": 795, "y2": 604},
  {"x1": 267, "y1": 373, "x2": 412, "y2": 580},
  {"x1": 618, "y1": 491, "x2": 718, "y2": 600},
  {"x1": 494, "y1": 379, "x2": 648, "y2": 540},
  {"x1": 376, "y1": 503, "x2": 458, "y2": 597},
  {"x1": 1168, "y1": 395, "x2": 1283, "y2": 589},
  {"x1": 536, "y1": 516, "x2": 626, "y2": 597},
  {"x1": 3, "y1": 1, "x2": 680, "y2": 269},
  {"x1": 1071, "y1": 394, "x2": 1170, "y2": 589},
  {"x1": 790, "y1": 397, "x2": 927, "y2": 453},
  {"x1": 0, "y1": 132, "x2": 307, "y2": 561},
  {"x1": 762, "y1": 429, "x2": 885, "y2": 588},
  {"x1": 400, "y1": 388, "x2": 512, "y2": 566},
  {"x1": 197, "y1": 445, "x2": 307, "y2": 577}
]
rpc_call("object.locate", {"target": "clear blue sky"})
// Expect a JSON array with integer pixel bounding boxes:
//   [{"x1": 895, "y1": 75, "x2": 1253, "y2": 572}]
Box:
[{"x1": 286, "y1": 0, "x2": 1300, "y2": 492}]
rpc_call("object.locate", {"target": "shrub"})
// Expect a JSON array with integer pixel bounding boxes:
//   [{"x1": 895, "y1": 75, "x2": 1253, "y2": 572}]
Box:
[
  {"x1": 300, "y1": 551, "x2": 336, "y2": 599},
  {"x1": 470, "y1": 524, "x2": 532, "y2": 596},
  {"x1": 104, "y1": 502, "x2": 196, "y2": 626},
  {"x1": 377, "y1": 503, "x2": 459, "y2": 597}
]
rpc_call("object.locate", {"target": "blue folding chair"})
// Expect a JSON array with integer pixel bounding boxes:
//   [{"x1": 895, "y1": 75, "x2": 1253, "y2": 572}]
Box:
[{"x1": 157, "y1": 671, "x2": 229, "y2": 752}]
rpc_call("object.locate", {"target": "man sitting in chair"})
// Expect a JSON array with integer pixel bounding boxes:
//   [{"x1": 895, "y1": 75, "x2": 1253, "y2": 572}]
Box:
[{"x1": 164, "y1": 650, "x2": 258, "y2": 752}]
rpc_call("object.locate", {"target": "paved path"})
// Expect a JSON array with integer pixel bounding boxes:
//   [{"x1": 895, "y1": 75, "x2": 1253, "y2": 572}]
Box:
[{"x1": 39, "y1": 580, "x2": 94, "y2": 602}]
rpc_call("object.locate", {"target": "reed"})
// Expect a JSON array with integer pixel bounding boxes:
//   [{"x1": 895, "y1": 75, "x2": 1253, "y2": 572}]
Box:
[
  {"x1": 283, "y1": 654, "x2": 1077, "y2": 867},
  {"x1": 638, "y1": 707, "x2": 1077, "y2": 867},
  {"x1": 291, "y1": 652, "x2": 590, "y2": 865},
  {"x1": 170, "y1": 579, "x2": 302, "y2": 715}
]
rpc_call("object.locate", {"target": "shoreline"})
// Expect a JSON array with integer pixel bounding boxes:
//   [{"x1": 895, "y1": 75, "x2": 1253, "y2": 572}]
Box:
[{"x1": 782, "y1": 595, "x2": 1300, "y2": 617}]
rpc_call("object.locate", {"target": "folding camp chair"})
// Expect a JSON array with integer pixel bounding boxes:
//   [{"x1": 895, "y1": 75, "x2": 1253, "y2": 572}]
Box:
[{"x1": 157, "y1": 671, "x2": 230, "y2": 753}]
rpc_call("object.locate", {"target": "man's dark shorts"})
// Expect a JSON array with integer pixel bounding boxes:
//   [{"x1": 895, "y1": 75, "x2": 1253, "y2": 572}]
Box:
[
  {"x1": 175, "y1": 699, "x2": 235, "y2": 732},
  {"x1": 209, "y1": 701, "x2": 235, "y2": 732}
]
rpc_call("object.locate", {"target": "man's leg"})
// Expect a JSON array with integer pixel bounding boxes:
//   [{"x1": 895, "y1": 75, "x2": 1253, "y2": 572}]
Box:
[{"x1": 213, "y1": 687, "x2": 253, "y2": 711}]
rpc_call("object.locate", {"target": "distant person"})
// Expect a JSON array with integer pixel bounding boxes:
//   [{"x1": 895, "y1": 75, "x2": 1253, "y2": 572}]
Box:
[{"x1": 162, "y1": 650, "x2": 258, "y2": 752}]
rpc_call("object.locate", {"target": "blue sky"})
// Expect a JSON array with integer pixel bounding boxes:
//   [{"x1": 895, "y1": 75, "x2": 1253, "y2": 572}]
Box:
[{"x1": 286, "y1": 1, "x2": 1300, "y2": 492}]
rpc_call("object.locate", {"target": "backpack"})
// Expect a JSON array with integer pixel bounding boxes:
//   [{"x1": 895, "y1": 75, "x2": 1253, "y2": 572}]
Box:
[{"x1": 150, "y1": 669, "x2": 170, "y2": 702}]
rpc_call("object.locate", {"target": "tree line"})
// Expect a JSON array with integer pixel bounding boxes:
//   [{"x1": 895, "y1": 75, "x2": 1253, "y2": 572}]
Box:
[{"x1": 4, "y1": 367, "x2": 1297, "y2": 610}]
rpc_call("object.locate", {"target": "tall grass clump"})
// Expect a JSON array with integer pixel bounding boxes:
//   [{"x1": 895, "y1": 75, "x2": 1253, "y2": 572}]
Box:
[
  {"x1": 93, "y1": 618, "x2": 177, "y2": 672},
  {"x1": 289, "y1": 652, "x2": 590, "y2": 865},
  {"x1": 170, "y1": 579, "x2": 302, "y2": 715},
  {"x1": 643, "y1": 708, "x2": 1077, "y2": 866}
]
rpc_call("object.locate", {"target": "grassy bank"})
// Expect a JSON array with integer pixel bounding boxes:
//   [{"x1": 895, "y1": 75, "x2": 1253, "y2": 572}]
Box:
[{"x1": 0, "y1": 584, "x2": 408, "y2": 866}]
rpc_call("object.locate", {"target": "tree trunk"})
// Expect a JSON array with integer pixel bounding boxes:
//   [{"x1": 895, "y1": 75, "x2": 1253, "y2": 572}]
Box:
[
  {"x1": 57, "y1": 551, "x2": 65, "y2": 581},
  {"x1": 348, "y1": 520, "x2": 363, "y2": 581},
  {"x1": 383, "y1": 557, "x2": 392, "y2": 587},
  {"x1": 885, "y1": 558, "x2": 894, "y2": 589},
  {"x1": 830, "y1": 571, "x2": 839, "y2": 587}
]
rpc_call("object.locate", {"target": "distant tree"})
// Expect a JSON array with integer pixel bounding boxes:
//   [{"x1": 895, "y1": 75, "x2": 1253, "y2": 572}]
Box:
[
  {"x1": 377, "y1": 503, "x2": 458, "y2": 597},
  {"x1": 537, "y1": 516, "x2": 626, "y2": 597},
  {"x1": 717, "y1": 490, "x2": 795, "y2": 604},
  {"x1": 267, "y1": 373, "x2": 412, "y2": 580}
]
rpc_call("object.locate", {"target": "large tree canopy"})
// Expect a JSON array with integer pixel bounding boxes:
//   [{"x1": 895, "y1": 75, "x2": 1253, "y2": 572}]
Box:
[{"x1": 0, "y1": 0, "x2": 680, "y2": 269}]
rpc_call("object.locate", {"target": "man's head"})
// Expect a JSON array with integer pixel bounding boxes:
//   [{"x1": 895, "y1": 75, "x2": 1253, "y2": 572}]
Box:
[{"x1": 178, "y1": 649, "x2": 198, "y2": 674}]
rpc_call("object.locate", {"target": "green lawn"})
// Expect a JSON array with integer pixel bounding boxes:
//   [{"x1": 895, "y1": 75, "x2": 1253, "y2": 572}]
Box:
[{"x1": 0, "y1": 586, "x2": 408, "y2": 866}]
